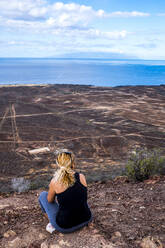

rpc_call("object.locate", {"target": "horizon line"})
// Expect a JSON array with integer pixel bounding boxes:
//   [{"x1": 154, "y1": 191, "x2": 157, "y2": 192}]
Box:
[{"x1": 1, "y1": 57, "x2": 165, "y2": 61}]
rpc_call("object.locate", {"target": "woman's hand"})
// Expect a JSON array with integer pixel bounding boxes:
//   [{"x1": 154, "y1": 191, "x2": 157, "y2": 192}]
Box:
[{"x1": 47, "y1": 179, "x2": 56, "y2": 203}]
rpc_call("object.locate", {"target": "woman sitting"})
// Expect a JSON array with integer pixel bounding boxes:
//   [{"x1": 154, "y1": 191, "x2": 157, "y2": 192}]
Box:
[{"x1": 39, "y1": 151, "x2": 92, "y2": 233}]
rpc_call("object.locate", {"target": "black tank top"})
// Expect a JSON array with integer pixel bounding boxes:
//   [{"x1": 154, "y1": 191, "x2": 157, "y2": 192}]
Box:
[{"x1": 56, "y1": 172, "x2": 91, "y2": 229}]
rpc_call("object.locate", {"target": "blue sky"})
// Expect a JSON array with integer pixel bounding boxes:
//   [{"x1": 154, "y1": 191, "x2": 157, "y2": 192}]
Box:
[{"x1": 0, "y1": 0, "x2": 165, "y2": 59}]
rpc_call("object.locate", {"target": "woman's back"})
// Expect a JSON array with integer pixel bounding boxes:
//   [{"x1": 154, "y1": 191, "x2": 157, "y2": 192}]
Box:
[{"x1": 56, "y1": 172, "x2": 91, "y2": 228}]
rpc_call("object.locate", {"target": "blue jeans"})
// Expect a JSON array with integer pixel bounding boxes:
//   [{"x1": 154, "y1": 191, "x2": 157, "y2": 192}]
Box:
[{"x1": 38, "y1": 191, "x2": 92, "y2": 234}]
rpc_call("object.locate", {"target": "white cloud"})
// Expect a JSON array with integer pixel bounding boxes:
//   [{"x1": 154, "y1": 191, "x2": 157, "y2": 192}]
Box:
[
  {"x1": 2, "y1": 13, "x2": 128, "y2": 41},
  {"x1": 0, "y1": 0, "x2": 103, "y2": 25},
  {"x1": 0, "y1": 0, "x2": 150, "y2": 50},
  {"x1": 0, "y1": 0, "x2": 46, "y2": 18},
  {"x1": 0, "y1": 0, "x2": 153, "y2": 57},
  {"x1": 83, "y1": 29, "x2": 128, "y2": 40},
  {"x1": 1, "y1": 3, "x2": 129, "y2": 41},
  {"x1": 107, "y1": 11, "x2": 150, "y2": 17},
  {"x1": 46, "y1": 2, "x2": 105, "y2": 27},
  {"x1": 0, "y1": 0, "x2": 150, "y2": 28},
  {"x1": 50, "y1": 28, "x2": 128, "y2": 41},
  {"x1": 28, "y1": 7, "x2": 48, "y2": 17}
]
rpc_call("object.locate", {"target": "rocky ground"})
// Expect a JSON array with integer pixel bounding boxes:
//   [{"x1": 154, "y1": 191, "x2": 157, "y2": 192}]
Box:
[
  {"x1": 0, "y1": 176, "x2": 165, "y2": 248},
  {"x1": 1, "y1": 84, "x2": 165, "y2": 191},
  {"x1": 0, "y1": 84, "x2": 165, "y2": 247}
]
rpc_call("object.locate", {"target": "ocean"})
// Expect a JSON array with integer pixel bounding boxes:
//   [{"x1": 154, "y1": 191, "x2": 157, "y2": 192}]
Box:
[{"x1": 0, "y1": 58, "x2": 165, "y2": 87}]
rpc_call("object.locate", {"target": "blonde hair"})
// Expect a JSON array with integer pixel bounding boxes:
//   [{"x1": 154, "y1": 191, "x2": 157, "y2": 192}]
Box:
[{"x1": 53, "y1": 152, "x2": 75, "y2": 187}]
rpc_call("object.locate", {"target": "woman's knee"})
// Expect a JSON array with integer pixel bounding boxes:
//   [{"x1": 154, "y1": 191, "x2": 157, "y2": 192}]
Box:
[{"x1": 38, "y1": 191, "x2": 48, "y2": 203}]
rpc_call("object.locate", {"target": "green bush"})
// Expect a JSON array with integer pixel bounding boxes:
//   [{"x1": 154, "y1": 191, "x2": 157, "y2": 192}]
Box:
[{"x1": 125, "y1": 148, "x2": 165, "y2": 181}]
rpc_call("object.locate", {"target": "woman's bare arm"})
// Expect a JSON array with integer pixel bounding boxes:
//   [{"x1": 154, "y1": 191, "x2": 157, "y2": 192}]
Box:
[
  {"x1": 79, "y1": 173, "x2": 87, "y2": 187},
  {"x1": 47, "y1": 179, "x2": 56, "y2": 203}
]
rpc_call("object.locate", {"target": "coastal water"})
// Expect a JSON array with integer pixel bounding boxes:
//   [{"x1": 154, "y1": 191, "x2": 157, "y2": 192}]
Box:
[{"x1": 0, "y1": 58, "x2": 165, "y2": 87}]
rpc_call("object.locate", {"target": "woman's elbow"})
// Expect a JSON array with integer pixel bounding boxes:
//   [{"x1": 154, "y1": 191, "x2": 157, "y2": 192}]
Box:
[{"x1": 47, "y1": 195, "x2": 54, "y2": 203}]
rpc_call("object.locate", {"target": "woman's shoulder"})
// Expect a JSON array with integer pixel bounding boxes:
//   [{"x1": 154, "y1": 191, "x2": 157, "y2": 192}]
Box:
[
  {"x1": 50, "y1": 172, "x2": 87, "y2": 194},
  {"x1": 52, "y1": 178, "x2": 68, "y2": 193},
  {"x1": 49, "y1": 178, "x2": 56, "y2": 187}
]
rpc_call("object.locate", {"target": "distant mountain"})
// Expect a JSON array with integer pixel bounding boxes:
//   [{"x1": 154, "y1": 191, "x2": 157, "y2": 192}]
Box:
[{"x1": 55, "y1": 52, "x2": 138, "y2": 59}]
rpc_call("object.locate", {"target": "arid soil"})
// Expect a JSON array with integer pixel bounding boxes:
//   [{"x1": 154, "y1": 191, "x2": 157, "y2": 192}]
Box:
[
  {"x1": 1, "y1": 84, "x2": 165, "y2": 191},
  {"x1": 0, "y1": 176, "x2": 165, "y2": 248},
  {"x1": 0, "y1": 84, "x2": 165, "y2": 247}
]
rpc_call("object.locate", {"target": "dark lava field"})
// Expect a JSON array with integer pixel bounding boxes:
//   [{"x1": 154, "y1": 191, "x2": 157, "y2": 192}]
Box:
[{"x1": 1, "y1": 84, "x2": 165, "y2": 192}]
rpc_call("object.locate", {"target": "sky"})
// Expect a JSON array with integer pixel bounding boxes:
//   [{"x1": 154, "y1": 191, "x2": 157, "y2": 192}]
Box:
[{"x1": 0, "y1": 0, "x2": 165, "y2": 59}]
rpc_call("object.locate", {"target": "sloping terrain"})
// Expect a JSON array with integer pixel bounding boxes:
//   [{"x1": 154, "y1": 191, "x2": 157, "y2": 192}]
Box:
[
  {"x1": 0, "y1": 85, "x2": 165, "y2": 247},
  {"x1": 1, "y1": 85, "x2": 165, "y2": 192},
  {"x1": 0, "y1": 176, "x2": 165, "y2": 248}
]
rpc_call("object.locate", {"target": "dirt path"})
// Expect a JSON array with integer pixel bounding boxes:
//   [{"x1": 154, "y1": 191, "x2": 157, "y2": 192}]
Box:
[{"x1": 0, "y1": 112, "x2": 55, "y2": 119}]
